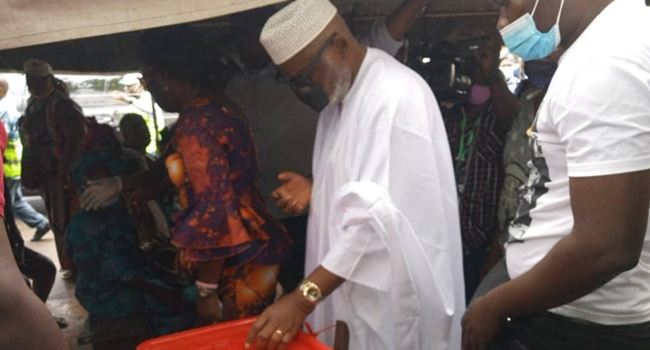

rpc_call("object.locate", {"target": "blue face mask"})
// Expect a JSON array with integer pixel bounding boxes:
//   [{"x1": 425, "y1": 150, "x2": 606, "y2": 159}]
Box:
[{"x1": 499, "y1": 0, "x2": 565, "y2": 62}]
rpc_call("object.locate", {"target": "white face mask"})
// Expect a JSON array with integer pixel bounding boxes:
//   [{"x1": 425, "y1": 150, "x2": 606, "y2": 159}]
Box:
[{"x1": 499, "y1": 0, "x2": 565, "y2": 61}]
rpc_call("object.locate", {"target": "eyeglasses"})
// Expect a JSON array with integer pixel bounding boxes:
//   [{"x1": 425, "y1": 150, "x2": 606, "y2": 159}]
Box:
[{"x1": 277, "y1": 34, "x2": 336, "y2": 91}]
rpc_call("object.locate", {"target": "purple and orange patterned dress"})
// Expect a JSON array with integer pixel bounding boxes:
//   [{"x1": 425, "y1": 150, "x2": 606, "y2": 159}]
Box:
[{"x1": 169, "y1": 97, "x2": 290, "y2": 317}]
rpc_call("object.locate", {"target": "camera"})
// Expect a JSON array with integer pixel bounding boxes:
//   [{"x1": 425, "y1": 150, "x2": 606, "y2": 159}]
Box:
[{"x1": 410, "y1": 36, "x2": 490, "y2": 102}]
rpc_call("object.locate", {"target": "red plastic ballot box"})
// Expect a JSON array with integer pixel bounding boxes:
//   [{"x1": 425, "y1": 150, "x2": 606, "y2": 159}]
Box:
[{"x1": 137, "y1": 318, "x2": 332, "y2": 350}]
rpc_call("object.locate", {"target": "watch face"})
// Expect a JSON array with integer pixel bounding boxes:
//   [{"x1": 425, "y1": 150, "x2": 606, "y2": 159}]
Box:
[
  {"x1": 307, "y1": 288, "x2": 319, "y2": 300},
  {"x1": 301, "y1": 282, "x2": 322, "y2": 303}
]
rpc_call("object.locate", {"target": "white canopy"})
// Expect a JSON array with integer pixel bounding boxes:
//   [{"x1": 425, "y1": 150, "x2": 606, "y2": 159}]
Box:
[{"x1": 0, "y1": 0, "x2": 284, "y2": 50}]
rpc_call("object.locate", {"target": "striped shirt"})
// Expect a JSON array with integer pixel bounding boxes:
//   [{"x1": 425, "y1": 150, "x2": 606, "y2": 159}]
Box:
[{"x1": 443, "y1": 104, "x2": 507, "y2": 254}]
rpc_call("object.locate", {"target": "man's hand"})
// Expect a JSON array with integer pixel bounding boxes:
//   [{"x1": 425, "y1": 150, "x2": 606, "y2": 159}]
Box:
[
  {"x1": 271, "y1": 172, "x2": 312, "y2": 216},
  {"x1": 462, "y1": 296, "x2": 508, "y2": 350},
  {"x1": 79, "y1": 176, "x2": 122, "y2": 211},
  {"x1": 386, "y1": 0, "x2": 429, "y2": 41},
  {"x1": 245, "y1": 291, "x2": 315, "y2": 350}
]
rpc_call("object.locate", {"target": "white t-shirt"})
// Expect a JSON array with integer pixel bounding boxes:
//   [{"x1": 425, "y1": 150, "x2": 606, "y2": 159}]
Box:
[
  {"x1": 226, "y1": 21, "x2": 403, "y2": 219},
  {"x1": 506, "y1": 0, "x2": 650, "y2": 325}
]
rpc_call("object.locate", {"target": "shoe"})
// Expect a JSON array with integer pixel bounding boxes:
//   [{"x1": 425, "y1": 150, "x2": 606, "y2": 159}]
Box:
[{"x1": 30, "y1": 223, "x2": 51, "y2": 242}]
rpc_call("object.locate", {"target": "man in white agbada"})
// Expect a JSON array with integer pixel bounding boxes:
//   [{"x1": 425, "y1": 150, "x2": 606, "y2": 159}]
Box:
[
  {"x1": 245, "y1": 0, "x2": 465, "y2": 349},
  {"x1": 226, "y1": 0, "x2": 430, "y2": 293}
]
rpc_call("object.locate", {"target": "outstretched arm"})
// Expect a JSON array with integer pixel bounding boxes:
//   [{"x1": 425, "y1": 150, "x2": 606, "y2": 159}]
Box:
[{"x1": 386, "y1": 0, "x2": 429, "y2": 41}]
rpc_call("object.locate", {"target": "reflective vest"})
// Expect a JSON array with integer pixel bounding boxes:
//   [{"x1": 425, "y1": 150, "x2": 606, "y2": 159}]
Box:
[
  {"x1": 4, "y1": 137, "x2": 22, "y2": 179},
  {"x1": 144, "y1": 112, "x2": 164, "y2": 155}
]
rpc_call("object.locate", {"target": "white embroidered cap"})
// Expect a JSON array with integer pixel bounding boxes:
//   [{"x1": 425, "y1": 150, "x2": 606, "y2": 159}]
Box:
[{"x1": 259, "y1": 0, "x2": 337, "y2": 65}]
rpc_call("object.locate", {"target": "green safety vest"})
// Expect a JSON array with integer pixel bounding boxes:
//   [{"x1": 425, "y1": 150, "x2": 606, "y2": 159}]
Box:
[
  {"x1": 144, "y1": 112, "x2": 163, "y2": 155},
  {"x1": 4, "y1": 137, "x2": 22, "y2": 179}
]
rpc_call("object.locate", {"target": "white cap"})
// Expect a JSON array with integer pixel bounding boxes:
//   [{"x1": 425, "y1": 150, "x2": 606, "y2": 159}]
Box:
[
  {"x1": 23, "y1": 58, "x2": 53, "y2": 77},
  {"x1": 260, "y1": 0, "x2": 337, "y2": 65},
  {"x1": 118, "y1": 73, "x2": 141, "y2": 86}
]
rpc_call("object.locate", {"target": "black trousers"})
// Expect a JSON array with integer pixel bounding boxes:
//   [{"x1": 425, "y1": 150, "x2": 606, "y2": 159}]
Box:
[
  {"x1": 4, "y1": 177, "x2": 56, "y2": 303},
  {"x1": 19, "y1": 247, "x2": 56, "y2": 302},
  {"x1": 474, "y1": 260, "x2": 650, "y2": 350},
  {"x1": 278, "y1": 215, "x2": 308, "y2": 292}
]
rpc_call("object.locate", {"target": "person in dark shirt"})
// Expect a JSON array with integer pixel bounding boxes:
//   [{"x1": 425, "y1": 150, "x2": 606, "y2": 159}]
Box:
[{"x1": 440, "y1": 37, "x2": 518, "y2": 302}]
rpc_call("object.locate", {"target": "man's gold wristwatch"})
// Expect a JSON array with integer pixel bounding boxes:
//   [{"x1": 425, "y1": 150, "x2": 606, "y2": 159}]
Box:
[{"x1": 298, "y1": 279, "x2": 323, "y2": 304}]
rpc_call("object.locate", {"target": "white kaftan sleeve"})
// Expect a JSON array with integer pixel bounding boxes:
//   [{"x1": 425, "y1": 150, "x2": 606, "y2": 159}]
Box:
[{"x1": 320, "y1": 182, "x2": 392, "y2": 291}]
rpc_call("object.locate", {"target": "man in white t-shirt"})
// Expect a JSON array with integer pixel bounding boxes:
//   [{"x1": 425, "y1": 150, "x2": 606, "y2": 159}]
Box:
[{"x1": 462, "y1": 0, "x2": 650, "y2": 349}]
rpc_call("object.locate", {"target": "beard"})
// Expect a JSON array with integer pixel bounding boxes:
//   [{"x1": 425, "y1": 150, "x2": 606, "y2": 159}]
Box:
[
  {"x1": 325, "y1": 56, "x2": 352, "y2": 103},
  {"x1": 330, "y1": 71, "x2": 351, "y2": 103}
]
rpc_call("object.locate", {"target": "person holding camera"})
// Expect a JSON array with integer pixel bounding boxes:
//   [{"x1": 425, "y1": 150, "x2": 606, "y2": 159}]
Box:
[{"x1": 440, "y1": 36, "x2": 519, "y2": 303}]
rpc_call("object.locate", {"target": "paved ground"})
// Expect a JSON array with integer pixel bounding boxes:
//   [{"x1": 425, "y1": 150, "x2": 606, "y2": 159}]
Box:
[{"x1": 18, "y1": 221, "x2": 92, "y2": 350}]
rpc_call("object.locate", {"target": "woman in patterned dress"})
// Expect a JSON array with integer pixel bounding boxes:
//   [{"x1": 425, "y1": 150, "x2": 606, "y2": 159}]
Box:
[{"x1": 136, "y1": 25, "x2": 291, "y2": 325}]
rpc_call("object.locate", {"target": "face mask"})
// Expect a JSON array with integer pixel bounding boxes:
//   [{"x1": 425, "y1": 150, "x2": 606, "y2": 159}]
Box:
[
  {"x1": 499, "y1": 0, "x2": 565, "y2": 61},
  {"x1": 468, "y1": 84, "x2": 491, "y2": 106},
  {"x1": 284, "y1": 34, "x2": 337, "y2": 112},
  {"x1": 525, "y1": 60, "x2": 558, "y2": 89},
  {"x1": 293, "y1": 85, "x2": 331, "y2": 112}
]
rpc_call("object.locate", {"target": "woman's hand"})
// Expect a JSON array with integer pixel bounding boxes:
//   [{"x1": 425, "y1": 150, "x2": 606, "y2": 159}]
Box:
[
  {"x1": 79, "y1": 176, "x2": 122, "y2": 211},
  {"x1": 195, "y1": 294, "x2": 223, "y2": 326}
]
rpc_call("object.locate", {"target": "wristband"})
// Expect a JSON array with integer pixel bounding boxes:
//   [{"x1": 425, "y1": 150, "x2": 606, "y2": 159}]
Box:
[
  {"x1": 196, "y1": 280, "x2": 219, "y2": 298},
  {"x1": 195, "y1": 280, "x2": 219, "y2": 290}
]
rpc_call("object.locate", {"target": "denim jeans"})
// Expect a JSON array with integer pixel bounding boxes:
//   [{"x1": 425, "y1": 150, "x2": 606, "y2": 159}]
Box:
[{"x1": 6, "y1": 178, "x2": 49, "y2": 230}]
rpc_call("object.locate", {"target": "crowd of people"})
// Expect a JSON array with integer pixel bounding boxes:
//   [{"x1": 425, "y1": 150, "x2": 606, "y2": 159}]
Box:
[{"x1": 0, "y1": 0, "x2": 648, "y2": 349}]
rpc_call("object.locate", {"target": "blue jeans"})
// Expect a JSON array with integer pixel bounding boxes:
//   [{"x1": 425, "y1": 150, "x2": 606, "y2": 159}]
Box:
[{"x1": 7, "y1": 178, "x2": 49, "y2": 230}]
